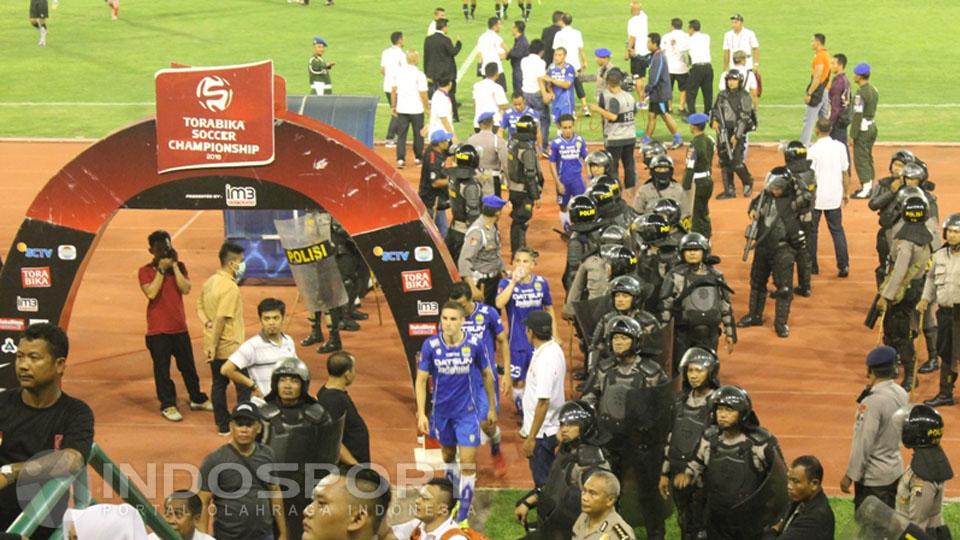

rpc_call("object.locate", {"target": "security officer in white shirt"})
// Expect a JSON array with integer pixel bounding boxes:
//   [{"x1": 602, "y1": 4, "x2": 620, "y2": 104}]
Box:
[
  {"x1": 477, "y1": 17, "x2": 508, "y2": 91},
  {"x1": 381, "y1": 32, "x2": 407, "y2": 147},
  {"x1": 722, "y1": 14, "x2": 759, "y2": 72},
  {"x1": 625, "y1": 0, "x2": 649, "y2": 100},
  {"x1": 662, "y1": 18, "x2": 690, "y2": 113},
  {"x1": 553, "y1": 13, "x2": 589, "y2": 117},
  {"x1": 685, "y1": 19, "x2": 713, "y2": 115}
]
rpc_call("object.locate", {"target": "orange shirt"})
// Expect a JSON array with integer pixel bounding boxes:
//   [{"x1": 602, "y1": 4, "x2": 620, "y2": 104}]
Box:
[{"x1": 812, "y1": 49, "x2": 830, "y2": 87}]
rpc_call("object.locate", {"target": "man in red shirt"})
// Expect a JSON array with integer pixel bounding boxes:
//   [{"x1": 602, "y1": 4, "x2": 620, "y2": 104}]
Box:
[{"x1": 138, "y1": 231, "x2": 212, "y2": 422}]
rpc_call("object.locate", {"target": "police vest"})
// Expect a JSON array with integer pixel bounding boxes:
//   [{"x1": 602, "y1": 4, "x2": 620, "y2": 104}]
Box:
[
  {"x1": 539, "y1": 444, "x2": 606, "y2": 534},
  {"x1": 704, "y1": 427, "x2": 767, "y2": 511},
  {"x1": 677, "y1": 272, "x2": 727, "y2": 327},
  {"x1": 600, "y1": 90, "x2": 636, "y2": 142},
  {"x1": 449, "y1": 173, "x2": 482, "y2": 224},
  {"x1": 597, "y1": 360, "x2": 664, "y2": 437},
  {"x1": 261, "y1": 402, "x2": 344, "y2": 484},
  {"x1": 667, "y1": 396, "x2": 712, "y2": 474},
  {"x1": 507, "y1": 138, "x2": 540, "y2": 193}
]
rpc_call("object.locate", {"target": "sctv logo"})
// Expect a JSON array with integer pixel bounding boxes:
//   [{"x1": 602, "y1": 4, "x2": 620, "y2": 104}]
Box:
[
  {"x1": 16, "y1": 242, "x2": 52, "y2": 259},
  {"x1": 196, "y1": 75, "x2": 233, "y2": 113},
  {"x1": 225, "y1": 184, "x2": 257, "y2": 207}
]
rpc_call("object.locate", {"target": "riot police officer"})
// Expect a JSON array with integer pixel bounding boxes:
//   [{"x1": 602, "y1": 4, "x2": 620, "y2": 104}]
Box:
[
  {"x1": 921, "y1": 213, "x2": 960, "y2": 407},
  {"x1": 587, "y1": 275, "x2": 653, "y2": 374},
  {"x1": 507, "y1": 114, "x2": 544, "y2": 256},
  {"x1": 783, "y1": 140, "x2": 817, "y2": 296},
  {"x1": 877, "y1": 191, "x2": 934, "y2": 391},
  {"x1": 660, "y1": 233, "x2": 736, "y2": 373},
  {"x1": 894, "y1": 404, "x2": 955, "y2": 537},
  {"x1": 331, "y1": 220, "x2": 368, "y2": 331},
  {"x1": 564, "y1": 195, "x2": 603, "y2": 292},
  {"x1": 673, "y1": 385, "x2": 788, "y2": 540},
  {"x1": 460, "y1": 195, "x2": 508, "y2": 307},
  {"x1": 446, "y1": 144, "x2": 483, "y2": 261},
  {"x1": 631, "y1": 213, "x2": 681, "y2": 313},
  {"x1": 869, "y1": 150, "x2": 918, "y2": 285},
  {"x1": 659, "y1": 347, "x2": 721, "y2": 540},
  {"x1": 635, "y1": 155, "x2": 685, "y2": 216},
  {"x1": 712, "y1": 70, "x2": 757, "y2": 200},
  {"x1": 590, "y1": 176, "x2": 634, "y2": 232},
  {"x1": 585, "y1": 150, "x2": 613, "y2": 182},
  {"x1": 640, "y1": 140, "x2": 667, "y2": 169},
  {"x1": 582, "y1": 316, "x2": 672, "y2": 539},
  {"x1": 738, "y1": 168, "x2": 806, "y2": 338},
  {"x1": 653, "y1": 198, "x2": 688, "y2": 255},
  {"x1": 260, "y1": 358, "x2": 344, "y2": 539},
  {"x1": 515, "y1": 400, "x2": 611, "y2": 540}
]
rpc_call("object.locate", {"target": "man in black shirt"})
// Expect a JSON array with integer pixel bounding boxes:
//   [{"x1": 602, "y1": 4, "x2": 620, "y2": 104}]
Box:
[
  {"x1": 423, "y1": 19, "x2": 462, "y2": 122},
  {"x1": 0, "y1": 324, "x2": 94, "y2": 540},
  {"x1": 420, "y1": 130, "x2": 453, "y2": 237},
  {"x1": 540, "y1": 11, "x2": 563, "y2": 71},
  {"x1": 198, "y1": 402, "x2": 286, "y2": 540},
  {"x1": 316, "y1": 352, "x2": 371, "y2": 465}
]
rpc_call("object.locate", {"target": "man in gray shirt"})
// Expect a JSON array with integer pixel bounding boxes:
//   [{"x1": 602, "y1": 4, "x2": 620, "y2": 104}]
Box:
[
  {"x1": 590, "y1": 68, "x2": 638, "y2": 203},
  {"x1": 841, "y1": 346, "x2": 909, "y2": 509},
  {"x1": 465, "y1": 113, "x2": 509, "y2": 198},
  {"x1": 459, "y1": 195, "x2": 508, "y2": 306}
]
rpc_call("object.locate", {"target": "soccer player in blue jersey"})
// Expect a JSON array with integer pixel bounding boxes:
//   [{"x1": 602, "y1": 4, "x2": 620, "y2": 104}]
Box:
[
  {"x1": 542, "y1": 47, "x2": 577, "y2": 126},
  {"x1": 416, "y1": 301, "x2": 497, "y2": 526},
  {"x1": 548, "y1": 114, "x2": 588, "y2": 231},
  {"x1": 495, "y1": 247, "x2": 557, "y2": 415},
  {"x1": 447, "y1": 281, "x2": 510, "y2": 478},
  {"x1": 501, "y1": 93, "x2": 543, "y2": 149}
]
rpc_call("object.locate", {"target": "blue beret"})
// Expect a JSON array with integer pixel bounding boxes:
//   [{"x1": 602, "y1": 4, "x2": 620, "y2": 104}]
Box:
[
  {"x1": 866, "y1": 346, "x2": 897, "y2": 368},
  {"x1": 481, "y1": 195, "x2": 506, "y2": 209},
  {"x1": 594, "y1": 47, "x2": 612, "y2": 58},
  {"x1": 854, "y1": 63, "x2": 871, "y2": 76},
  {"x1": 313, "y1": 36, "x2": 328, "y2": 46},
  {"x1": 430, "y1": 130, "x2": 453, "y2": 144},
  {"x1": 477, "y1": 111, "x2": 496, "y2": 123},
  {"x1": 688, "y1": 112, "x2": 709, "y2": 125}
]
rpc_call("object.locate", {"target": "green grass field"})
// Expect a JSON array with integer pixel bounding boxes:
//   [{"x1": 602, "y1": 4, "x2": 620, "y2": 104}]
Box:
[
  {"x1": 2, "y1": 0, "x2": 960, "y2": 141},
  {"x1": 480, "y1": 489, "x2": 960, "y2": 539}
]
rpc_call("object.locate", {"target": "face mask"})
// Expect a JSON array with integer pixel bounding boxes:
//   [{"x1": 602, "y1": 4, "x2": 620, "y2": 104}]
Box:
[{"x1": 234, "y1": 261, "x2": 247, "y2": 281}]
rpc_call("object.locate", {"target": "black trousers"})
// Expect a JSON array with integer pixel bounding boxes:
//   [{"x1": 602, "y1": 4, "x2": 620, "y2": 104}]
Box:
[
  {"x1": 509, "y1": 190, "x2": 534, "y2": 256},
  {"x1": 882, "y1": 279, "x2": 923, "y2": 369},
  {"x1": 671, "y1": 482, "x2": 707, "y2": 540},
  {"x1": 936, "y1": 306, "x2": 958, "y2": 395},
  {"x1": 750, "y1": 243, "x2": 796, "y2": 325},
  {"x1": 145, "y1": 332, "x2": 207, "y2": 410},
  {"x1": 854, "y1": 480, "x2": 898, "y2": 510},
  {"x1": 685, "y1": 64, "x2": 714, "y2": 115},
  {"x1": 478, "y1": 275, "x2": 501, "y2": 308},
  {"x1": 384, "y1": 91, "x2": 398, "y2": 140},
  {"x1": 394, "y1": 112, "x2": 424, "y2": 162},
  {"x1": 608, "y1": 442, "x2": 667, "y2": 539},
  {"x1": 210, "y1": 358, "x2": 252, "y2": 432},
  {"x1": 607, "y1": 142, "x2": 637, "y2": 189}
]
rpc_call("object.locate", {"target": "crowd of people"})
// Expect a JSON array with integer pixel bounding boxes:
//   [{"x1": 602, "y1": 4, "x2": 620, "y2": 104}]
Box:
[{"x1": 2, "y1": 1, "x2": 958, "y2": 540}]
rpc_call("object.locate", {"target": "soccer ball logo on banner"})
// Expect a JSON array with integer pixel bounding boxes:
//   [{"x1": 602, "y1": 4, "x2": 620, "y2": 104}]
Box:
[{"x1": 196, "y1": 76, "x2": 234, "y2": 112}]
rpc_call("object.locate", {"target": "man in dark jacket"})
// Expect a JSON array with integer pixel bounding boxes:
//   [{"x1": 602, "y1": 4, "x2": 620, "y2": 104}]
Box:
[
  {"x1": 424, "y1": 19, "x2": 462, "y2": 122},
  {"x1": 640, "y1": 33, "x2": 683, "y2": 149},
  {"x1": 507, "y1": 20, "x2": 530, "y2": 96},
  {"x1": 764, "y1": 455, "x2": 835, "y2": 539},
  {"x1": 540, "y1": 11, "x2": 563, "y2": 71}
]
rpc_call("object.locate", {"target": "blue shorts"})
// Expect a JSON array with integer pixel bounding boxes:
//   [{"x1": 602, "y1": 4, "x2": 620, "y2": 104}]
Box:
[
  {"x1": 510, "y1": 347, "x2": 534, "y2": 381},
  {"x1": 474, "y1": 378, "x2": 500, "y2": 414},
  {"x1": 431, "y1": 414, "x2": 482, "y2": 447},
  {"x1": 559, "y1": 178, "x2": 586, "y2": 209}
]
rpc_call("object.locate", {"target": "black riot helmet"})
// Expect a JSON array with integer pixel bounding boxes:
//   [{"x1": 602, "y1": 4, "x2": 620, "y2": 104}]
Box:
[
  {"x1": 711, "y1": 385, "x2": 759, "y2": 430},
  {"x1": 764, "y1": 167, "x2": 792, "y2": 194},
  {"x1": 783, "y1": 141, "x2": 807, "y2": 164},
  {"x1": 609, "y1": 274, "x2": 643, "y2": 311},
  {"x1": 586, "y1": 150, "x2": 613, "y2": 175},
  {"x1": 600, "y1": 225, "x2": 627, "y2": 246},
  {"x1": 589, "y1": 176, "x2": 618, "y2": 210},
  {"x1": 641, "y1": 140, "x2": 667, "y2": 167},
  {"x1": 454, "y1": 144, "x2": 480, "y2": 169},
  {"x1": 724, "y1": 69, "x2": 744, "y2": 89},
  {"x1": 943, "y1": 213, "x2": 960, "y2": 240},
  {"x1": 901, "y1": 195, "x2": 929, "y2": 223},
  {"x1": 650, "y1": 155, "x2": 675, "y2": 188},
  {"x1": 679, "y1": 347, "x2": 721, "y2": 390},
  {"x1": 515, "y1": 114, "x2": 538, "y2": 140},
  {"x1": 269, "y1": 357, "x2": 311, "y2": 400},
  {"x1": 654, "y1": 198, "x2": 682, "y2": 228},
  {"x1": 679, "y1": 232, "x2": 711, "y2": 255},
  {"x1": 894, "y1": 185, "x2": 927, "y2": 206},
  {"x1": 901, "y1": 162, "x2": 928, "y2": 186},
  {"x1": 889, "y1": 148, "x2": 916, "y2": 174},
  {"x1": 558, "y1": 400, "x2": 597, "y2": 440},
  {"x1": 601, "y1": 244, "x2": 638, "y2": 278},
  {"x1": 569, "y1": 195, "x2": 600, "y2": 232},
  {"x1": 897, "y1": 404, "x2": 944, "y2": 448},
  {"x1": 632, "y1": 213, "x2": 671, "y2": 245},
  {"x1": 606, "y1": 315, "x2": 645, "y2": 357}
]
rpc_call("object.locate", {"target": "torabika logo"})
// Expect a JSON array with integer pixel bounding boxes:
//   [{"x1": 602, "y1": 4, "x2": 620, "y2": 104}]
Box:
[{"x1": 196, "y1": 76, "x2": 234, "y2": 112}]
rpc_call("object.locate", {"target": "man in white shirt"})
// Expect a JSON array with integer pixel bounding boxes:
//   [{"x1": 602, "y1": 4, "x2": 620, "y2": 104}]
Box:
[
  {"x1": 722, "y1": 14, "x2": 759, "y2": 72},
  {"x1": 662, "y1": 17, "x2": 691, "y2": 113},
  {"x1": 426, "y1": 7, "x2": 445, "y2": 36},
  {"x1": 477, "y1": 16, "x2": 508, "y2": 90},
  {"x1": 148, "y1": 490, "x2": 216, "y2": 540},
  {"x1": 380, "y1": 31, "x2": 407, "y2": 147},
  {"x1": 685, "y1": 19, "x2": 713, "y2": 115},
  {"x1": 807, "y1": 119, "x2": 851, "y2": 275},
  {"x1": 520, "y1": 311, "x2": 566, "y2": 488},
  {"x1": 520, "y1": 39, "x2": 549, "y2": 143},
  {"x1": 473, "y1": 63, "x2": 510, "y2": 129},
  {"x1": 626, "y1": 0, "x2": 649, "y2": 100},
  {"x1": 390, "y1": 478, "x2": 467, "y2": 540},
  {"x1": 391, "y1": 50, "x2": 430, "y2": 169},
  {"x1": 553, "y1": 13, "x2": 589, "y2": 116},
  {"x1": 221, "y1": 298, "x2": 297, "y2": 400},
  {"x1": 427, "y1": 79, "x2": 455, "y2": 137}
]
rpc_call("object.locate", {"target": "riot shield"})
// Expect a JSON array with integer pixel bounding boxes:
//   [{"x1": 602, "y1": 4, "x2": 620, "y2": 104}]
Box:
[
  {"x1": 728, "y1": 445, "x2": 790, "y2": 531},
  {"x1": 274, "y1": 212, "x2": 348, "y2": 313},
  {"x1": 573, "y1": 296, "x2": 612, "y2": 342},
  {"x1": 835, "y1": 495, "x2": 935, "y2": 540}
]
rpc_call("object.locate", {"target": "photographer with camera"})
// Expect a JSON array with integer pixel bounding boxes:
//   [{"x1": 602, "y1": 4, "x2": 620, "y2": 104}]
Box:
[{"x1": 138, "y1": 230, "x2": 212, "y2": 422}]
